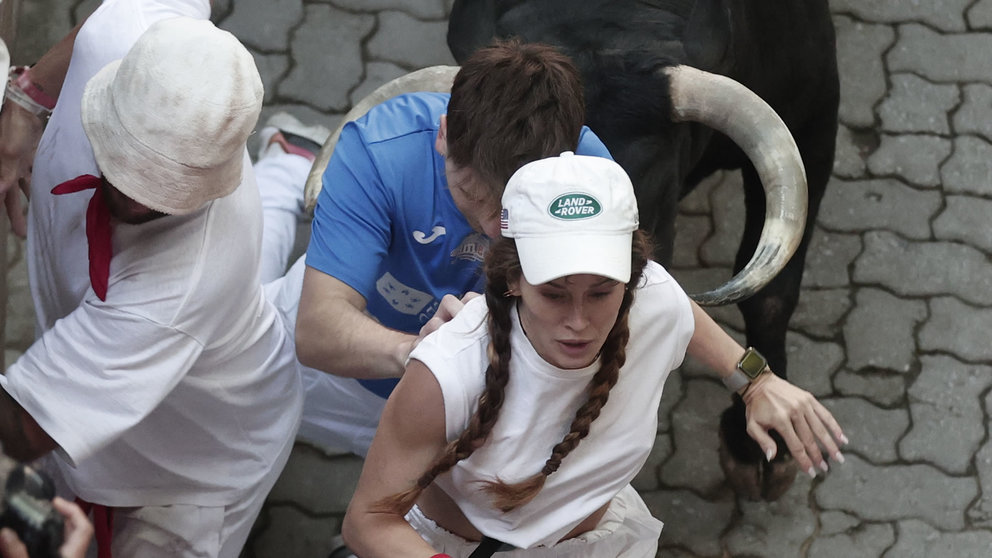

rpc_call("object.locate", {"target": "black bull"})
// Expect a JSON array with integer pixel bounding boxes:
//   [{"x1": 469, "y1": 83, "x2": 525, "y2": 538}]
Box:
[{"x1": 447, "y1": 0, "x2": 840, "y2": 500}]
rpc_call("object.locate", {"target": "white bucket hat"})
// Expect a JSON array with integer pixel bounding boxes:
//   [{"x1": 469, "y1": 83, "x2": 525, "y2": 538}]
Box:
[
  {"x1": 81, "y1": 17, "x2": 263, "y2": 215},
  {"x1": 500, "y1": 152, "x2": 639, "y2": 285}
]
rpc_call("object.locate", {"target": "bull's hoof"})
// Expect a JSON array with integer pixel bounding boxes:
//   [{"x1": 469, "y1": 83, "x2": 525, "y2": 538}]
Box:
[{"x1": 720, "y1": 407, "x2": 799, "y2": 502}]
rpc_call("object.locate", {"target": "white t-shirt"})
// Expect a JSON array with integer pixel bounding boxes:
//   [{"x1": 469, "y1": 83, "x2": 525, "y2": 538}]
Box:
[
  {"x1": 409, "y1": 261, "x2": 695, "y2": 549},
  {"x1": 2, "y1": 0, "x2": 303, "y2": 508}
]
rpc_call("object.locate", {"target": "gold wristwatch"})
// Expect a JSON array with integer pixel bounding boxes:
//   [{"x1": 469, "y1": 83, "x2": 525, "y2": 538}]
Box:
[{"x1": 722, "y1": 347, "x2": 769, "y2": 393}]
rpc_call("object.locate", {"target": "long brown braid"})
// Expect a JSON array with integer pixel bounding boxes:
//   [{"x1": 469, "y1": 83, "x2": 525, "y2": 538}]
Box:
[{"x1": 377, "y1": 231, "x2": 651, "y2": 514}]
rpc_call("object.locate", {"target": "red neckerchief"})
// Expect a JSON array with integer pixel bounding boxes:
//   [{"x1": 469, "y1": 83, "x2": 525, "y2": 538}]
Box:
[
  {"x1": 74, "y1": 498, "x2": 114, "y2": 558},
  {"x1": 51, "y1": 174, "x2": 112, "y2": 301}
]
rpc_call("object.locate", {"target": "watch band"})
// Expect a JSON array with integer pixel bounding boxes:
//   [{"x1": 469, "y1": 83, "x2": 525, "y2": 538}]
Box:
[{"x1": 721, "y1": 369, "x2": 752, "y2": 392}]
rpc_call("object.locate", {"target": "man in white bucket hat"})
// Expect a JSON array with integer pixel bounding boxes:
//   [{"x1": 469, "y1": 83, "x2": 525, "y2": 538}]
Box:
[{"x1": 0, "y1": 16, "x2": 302, "y2": 558}]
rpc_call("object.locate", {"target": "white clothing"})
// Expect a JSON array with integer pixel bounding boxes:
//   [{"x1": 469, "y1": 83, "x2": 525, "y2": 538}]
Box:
[
  {"x1": 5, "y1": 0, "x2": 303, "y2": 555},
  {"x1": 409, "y1": 261, "x2": 694, "y2": 549},
  {"x1": 28, "y1": 0, "x2": 211, "y2": 331},
  {"x1": 5, "y1": 153, "x2": 303, "y2": 506},
  {"x1": 261, "y1": 256, "x2": 387, "y2": 457},
  {"x1": 406, "y1": 485, "x2": 663, "y2": 558}
]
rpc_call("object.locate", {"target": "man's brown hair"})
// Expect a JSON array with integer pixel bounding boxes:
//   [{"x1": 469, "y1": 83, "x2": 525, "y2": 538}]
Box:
[{"x1": 445, "y1": 38, "x2": 586, "y2": 200}]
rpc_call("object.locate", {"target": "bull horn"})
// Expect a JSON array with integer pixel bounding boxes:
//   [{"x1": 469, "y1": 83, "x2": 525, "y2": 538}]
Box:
[
  {"x1": 665, "y1": 65, "x2": 808, "y2": 306},
  {"x1": 304, "y1": 65, "x2": 461, "y2": 213}
]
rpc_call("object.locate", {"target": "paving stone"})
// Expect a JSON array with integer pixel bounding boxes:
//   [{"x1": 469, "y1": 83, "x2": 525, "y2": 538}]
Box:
[
  {"x1": 878, "y1": 73, "x2": 959, "y2": 134},
  {"x1": 249, "y1": 51, "x2": 291, "y2": 104},
  {"x1": 660, "y1": 379, "x2": 731, "y2": 492},
  {"x1": 815, "y1": 454, "x2": 978, "y2": 530},
  {"x1": 833, "y1": 124, "x2": 871, "y2": 179},
  {"x1": 222, "y1": 0, "x2": 302, "y2": 52},
  {"x1": 933, "y1": 195, "x2": 992, "y2": 254},
  {"x1": 726, "y1": 476, "x2": 816, "y2": 558},
  {"x1": 349, "y1": 60, "x2": 409, "y2": 107},
  {"x1": 801, "y1": 228, "x2": 861, "y2": 289},
  {"x1": 644, "y1": 488, "x2": 734, "y2": 557},
  {"x1": 939, "y1": 135, "x2": 992, "y2": 196},
  {"x1": 818, "y1": 177, "x2": 940, "y2": 239},
  {"x1": 886, "y1": 519, "x2": 992, "y2": 558},
  {"x1": 784, "y1": 332, "x2": 843, "y2": 397},
  {"x1": 699, "y1": 170, "x2": 744, "y2": 267},
  {"x1": 970, "y1": 0, "x2": 992, "y2": 26},
  {"x1": 865, "y1": 134, "x2": 952, "y2": 188},
  {"x1": 899, "y1": 355, "x2": 992, "y2": 473},
  {"x1": 817, "y1": 509, "x2": 861, "y2": 535},
  {"x1": 280, "y1": 4, "x2": 375, "y2": 111},
  {"x1": 244, "y1": 505, "x2": 342, "y2": 558},
  {"x1": 672, "y1": 214, "x2": 710, "y2": 268},
  {"x1": 952, "y1": 84, "x2": 992, "y2": 143},
  {"x1": 889, "y1": 23, "x2": 992, "y2": 82},
  {"x1": 830, "y1": 0, "x2": 970, "y2": 31},
  {"x1": 808, "y1": 522, "x2": 896, "y2": 558},
  {"x1": 265, "y1": 443, "x2": 363, "y2": 514},
  {"x1": 920, "y1": 297, "x2": 992, "y2": 362},
  {"x1": 822, "y1": 396, "x2": 908, "y2": 464},
  {"x1": 832, "y1": 16, "x2": 894, "y2": 127},
  {"x1": 332, "y1": 0, "x2": 449, "y2": 19},
  {"x1": 790, "y1": 288, "x2": 852, "y2": 339},
  {"x1": 632, "y1": 433, "x2": 672, "y2": 493},
  {"x1": 678, "y1": 171, "x2": 723, "y2": 214},
  {"x1": 843, "y1": 288, "x2": 926, "y2": 372},
  {"x1": 367, "y1": 10, "x2": 456, "y2": 69},
  {"x1": 969, "y1": 421, "x2": 992, "y2": 526},
  {"x1": 834, "y1": 368, "x2": 907, "y2": 407},
  {"x1": 853, "y1": 231, "x2": 992, "y2": 305}
]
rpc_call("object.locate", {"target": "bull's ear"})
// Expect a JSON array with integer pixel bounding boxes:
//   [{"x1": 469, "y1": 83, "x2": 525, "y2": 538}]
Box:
[{"x1": 684, "y1": 0, "x2": 732, "y2": 71}]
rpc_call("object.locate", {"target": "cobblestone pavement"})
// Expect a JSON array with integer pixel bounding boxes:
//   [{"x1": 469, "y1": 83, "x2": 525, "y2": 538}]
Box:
[{"x1": 7, "y1": 0, "x2": 992, "y2": 556}]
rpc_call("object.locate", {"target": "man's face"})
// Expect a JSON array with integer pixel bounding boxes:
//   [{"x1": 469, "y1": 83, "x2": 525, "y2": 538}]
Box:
[
  {"x1": 100, "y1": 176, "x2": 167, "y2": 225},
  {"x1": 444, "y1": 159, "x2": 502, "y2": 239}
]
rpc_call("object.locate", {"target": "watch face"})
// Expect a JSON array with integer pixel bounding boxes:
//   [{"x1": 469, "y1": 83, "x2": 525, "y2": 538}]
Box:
[{"x1": 738, "y1": 349, "x2": 767, "y2": 379}]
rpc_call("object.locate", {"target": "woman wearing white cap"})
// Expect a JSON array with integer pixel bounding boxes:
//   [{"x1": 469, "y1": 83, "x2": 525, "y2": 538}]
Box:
[{"x1": 343, "y1": 152, "x2": 847, "y2": 557}]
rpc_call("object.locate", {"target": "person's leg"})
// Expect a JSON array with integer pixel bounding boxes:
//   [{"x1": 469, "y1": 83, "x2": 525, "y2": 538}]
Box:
[
  {"x1": 109, "y1": 435, "x2": 296, "y2": 558},
  {"x1": 255, "y1": 112, "x2": 329, "y2": 283}
]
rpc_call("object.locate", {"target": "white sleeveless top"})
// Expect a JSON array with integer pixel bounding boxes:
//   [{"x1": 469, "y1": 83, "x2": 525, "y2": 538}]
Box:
[{"x1": 410, "y1": 261, "x2": 694, "y2": 548}]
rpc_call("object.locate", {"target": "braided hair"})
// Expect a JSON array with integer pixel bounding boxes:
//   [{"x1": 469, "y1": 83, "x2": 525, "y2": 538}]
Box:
[{"x1": 377, "y1": 230, "x2": 652, "y2": 514}]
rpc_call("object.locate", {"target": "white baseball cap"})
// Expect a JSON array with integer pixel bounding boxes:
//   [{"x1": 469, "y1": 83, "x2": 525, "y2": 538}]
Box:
[{"x1": 500, "y1": 152, "x2": 639, "y2": 285}]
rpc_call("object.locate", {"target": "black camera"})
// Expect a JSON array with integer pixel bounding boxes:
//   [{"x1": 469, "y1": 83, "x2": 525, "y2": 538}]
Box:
[{"x1": 0, "y1": 464, "x2": 64, "y2": 558}]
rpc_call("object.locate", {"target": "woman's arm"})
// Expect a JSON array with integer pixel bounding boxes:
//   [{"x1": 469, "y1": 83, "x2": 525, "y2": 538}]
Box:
[
  {"x1": 686, "y1": 300, "x2": 847, "y2": 474},
  {"x1": 342, "y1": 359, "x2": 450, "y2": 557}
]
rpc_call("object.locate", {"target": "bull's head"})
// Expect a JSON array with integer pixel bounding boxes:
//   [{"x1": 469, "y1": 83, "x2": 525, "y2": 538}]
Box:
[{"x1": 303, "y1": 64, "x2": 807, "y2": 307}]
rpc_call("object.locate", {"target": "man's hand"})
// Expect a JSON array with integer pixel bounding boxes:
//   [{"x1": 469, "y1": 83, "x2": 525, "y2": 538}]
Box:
[
  {"x1": 414, "y1": 292, "x2": 481, "y2": 347},
  {"x1": 0, "y1": 497, "x2": 93, "y2": 558},
  {"x1": 0, "y1": 101, "x2": 43, "y2": 236}
]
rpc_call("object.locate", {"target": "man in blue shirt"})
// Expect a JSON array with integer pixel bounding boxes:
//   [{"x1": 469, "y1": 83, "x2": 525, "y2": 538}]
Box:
[{"x1": 295, "y1": 40, "x2": 612, "y2": 455}]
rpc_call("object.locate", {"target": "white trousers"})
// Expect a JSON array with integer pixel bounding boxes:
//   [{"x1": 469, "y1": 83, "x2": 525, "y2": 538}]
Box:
[{"x1": 405, "y1": 485, "x2": 664, "y2": 558}]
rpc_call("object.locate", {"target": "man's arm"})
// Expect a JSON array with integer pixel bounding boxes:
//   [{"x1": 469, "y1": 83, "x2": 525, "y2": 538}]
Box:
[
  {"x1": 0, "y1": 388, "x2": 56, "y2": 462},
  {"x1": 296, "y1": 267, "x2": 416, "y2": 379},
  {"x1": 0, "y1": 21, "x2": 83, "y2": 235},
  {"x1": 296, "y1": 267, "x2": 477, "y2": 379}
]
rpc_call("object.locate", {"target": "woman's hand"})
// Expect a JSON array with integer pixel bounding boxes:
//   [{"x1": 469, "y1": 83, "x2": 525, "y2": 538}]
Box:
[{"x1": 741, "y1": 372, "x2": 848, "y2": 477}]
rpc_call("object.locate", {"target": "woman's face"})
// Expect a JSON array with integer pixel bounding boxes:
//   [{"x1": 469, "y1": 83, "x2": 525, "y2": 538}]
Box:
[{"x1": 514, "y1": 273, "x2": 626, "y2": 369}]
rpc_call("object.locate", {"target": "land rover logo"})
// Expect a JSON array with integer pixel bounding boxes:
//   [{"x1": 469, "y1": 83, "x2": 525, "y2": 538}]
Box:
[{"x1": 548, "y1": 193, "x2": 601, "y2": 220}]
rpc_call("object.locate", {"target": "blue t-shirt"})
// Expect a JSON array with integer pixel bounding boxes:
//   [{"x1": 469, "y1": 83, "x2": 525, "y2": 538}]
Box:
[{"x1": 307, "y1": 92, "x2": 612, "y2": 397}]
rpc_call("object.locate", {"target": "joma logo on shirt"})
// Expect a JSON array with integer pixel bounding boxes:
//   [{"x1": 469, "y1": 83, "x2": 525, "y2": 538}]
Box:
[{"x1": 549, "y1": 193, "x2": 601, "y2": 220}]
